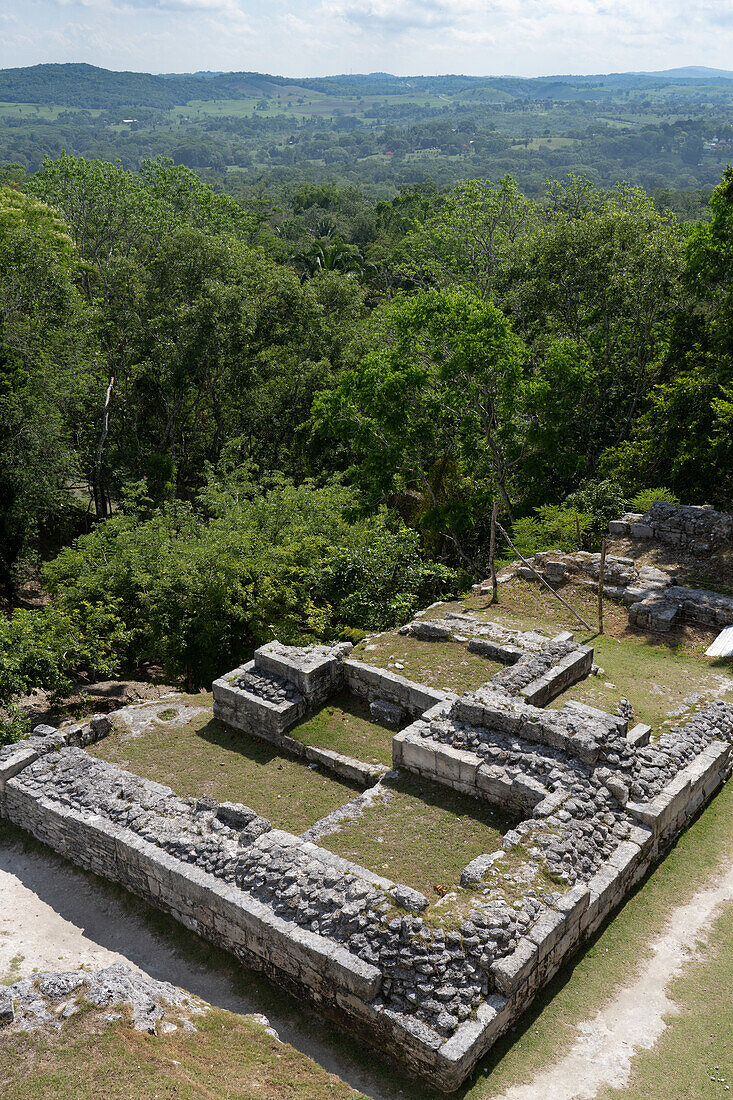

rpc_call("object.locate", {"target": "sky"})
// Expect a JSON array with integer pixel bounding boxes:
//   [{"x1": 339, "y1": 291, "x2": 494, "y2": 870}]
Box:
[{"x1": 0, "y1": 0, "x2": 732, "y2": 78}]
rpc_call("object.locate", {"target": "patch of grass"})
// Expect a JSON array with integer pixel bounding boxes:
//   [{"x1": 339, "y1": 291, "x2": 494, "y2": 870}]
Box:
[
  {"x1": 321, "y1": 773, "x2": 515, "y2": 898},
  {"x1": 350, "y1": 634, "x2": 503, "y2": 694},
  {"x1": 2, "y1": 954, "x2": 24, "y2": 986},
  {"x1": 0, "y1": 1005, "x2": 364, "y2": 1099},
  {"x1": 88, "y1": 699, "x2": 359, "y2": 835},
  {"x1": 598, "y1": 901, "x2": 733, "y2": 1100},
  {"x1": 156, "y1": 708, "x2": 177, "y2": 721},
  {"x1": 446, "y1": 577, "x2": 634, "y2": 640},
  {"x1": 289, "y1": 691, "x2": 397, "y2": 766}
]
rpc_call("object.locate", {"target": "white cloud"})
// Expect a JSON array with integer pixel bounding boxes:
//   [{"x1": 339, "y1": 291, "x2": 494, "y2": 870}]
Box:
[{"x1": 2, "y1": 0, "x2": 732, "y2": 76}]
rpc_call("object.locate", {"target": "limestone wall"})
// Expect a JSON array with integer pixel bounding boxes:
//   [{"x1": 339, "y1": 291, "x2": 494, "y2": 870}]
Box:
[
  {"x1": 212, "y1": 643, "x2": 388, "y2": 785},
  {"x1": 610, "y1": 501, "x2": 733, "y2": 551},
  {"x1": 2, "y1": 678, "x2": 731, "y2": 1092},
  {"x1": 343, "y1": 658, "x2": 454, "y2": 716}
]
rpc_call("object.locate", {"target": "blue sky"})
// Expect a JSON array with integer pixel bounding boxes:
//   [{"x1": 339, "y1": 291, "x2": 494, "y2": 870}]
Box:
[{"x1": 0, "y1": 0, "x2": 731, "y2": 77}]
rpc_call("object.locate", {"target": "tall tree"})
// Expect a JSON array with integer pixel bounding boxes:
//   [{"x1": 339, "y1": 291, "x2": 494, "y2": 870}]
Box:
[
  {"x1": 605, "y1": 168, "x2": 733, "y2": 506},
  {"x1": 314, "y1": 286, "x2": 527, "y2": 572},
  {"x1": 0, "y1": 187, "x2": 99, "y2": 588}
]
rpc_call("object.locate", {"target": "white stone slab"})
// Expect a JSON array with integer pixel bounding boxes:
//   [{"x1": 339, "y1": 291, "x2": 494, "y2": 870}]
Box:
[{"x1": 706, "y1": 625, "x2": 733, "y2": 657}]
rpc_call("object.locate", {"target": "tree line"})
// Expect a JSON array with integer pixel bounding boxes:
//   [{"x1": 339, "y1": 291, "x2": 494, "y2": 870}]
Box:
[{"x1": 0, "y1": 155, "x2": 731, "y2": 735}]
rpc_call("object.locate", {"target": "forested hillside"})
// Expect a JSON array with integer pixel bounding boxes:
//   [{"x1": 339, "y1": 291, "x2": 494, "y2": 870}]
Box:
[
  {"x1": 2, "y1": 63, "x2": 733, "y2": 202},
  {"x1": 1, "y1": 121, "x2": 732, "y2": 737}
]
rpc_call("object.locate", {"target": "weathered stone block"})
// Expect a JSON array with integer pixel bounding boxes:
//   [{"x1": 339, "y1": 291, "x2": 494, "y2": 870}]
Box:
[
  {"x1": 369, "y1": 699, "x2": 404, "y2": 727},
  {"x1": 491, "y1": 939, "x2": 538, "y2": 995}
]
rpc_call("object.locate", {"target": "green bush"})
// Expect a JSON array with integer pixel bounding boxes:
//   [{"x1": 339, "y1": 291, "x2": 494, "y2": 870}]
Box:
[
  {"x1": 43, "y1": 475, "x2": 460, "y2": 689},
  {"x1": 629, "y1": 486, "x2": 680, "y2": 514},
  {"x1": 511, "y1": 504, "x2": 594, "y2": 557},
  {"x1": 0, "y1": 601, "x2": 126, "y2": 743},
  {"x1": 564, "y1": 479, "x2": 629, "y2": 542}
]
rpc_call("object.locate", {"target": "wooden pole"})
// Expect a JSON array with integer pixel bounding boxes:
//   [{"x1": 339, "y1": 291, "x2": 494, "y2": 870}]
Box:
[
  {"x1": 489, "y1": 499, "x2": 499, "y2": 604},
  {"x1": 495, "y1": 521, "x2": 593, "y2": 632},
  {"x1": 598, "y1": 537, "x2": 607, "y2": 635}
]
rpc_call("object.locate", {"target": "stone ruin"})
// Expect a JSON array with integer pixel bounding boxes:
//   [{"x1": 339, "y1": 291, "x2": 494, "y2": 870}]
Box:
[
  {"x1": 488, "y1": 500, "x2": 733, "y2": 634},
  {"x1": 0, "y1": 962, "x2": 204, "y2": 1035},
  {"x1": 1, "y1": 612, "x2": 732, "y2": 1091},
  {"x1": 610, "y1": 500, "x2": 733, "y2": 552}
]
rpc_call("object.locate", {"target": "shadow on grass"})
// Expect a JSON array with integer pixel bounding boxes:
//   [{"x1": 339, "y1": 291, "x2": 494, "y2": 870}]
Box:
[{"x1": 384, "y1": 771, "x2": 520, "y2": 835}]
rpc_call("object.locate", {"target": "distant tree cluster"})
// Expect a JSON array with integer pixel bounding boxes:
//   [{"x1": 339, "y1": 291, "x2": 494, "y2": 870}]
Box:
[{"x1": 1, "y1": 145, "x2": 732, "y2": 737}]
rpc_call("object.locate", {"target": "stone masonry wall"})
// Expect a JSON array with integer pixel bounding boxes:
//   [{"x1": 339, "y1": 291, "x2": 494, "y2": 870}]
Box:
[
  {"x1": 500, "y1": 548, "x2": 733, "y2": 634},
  {"x1": 3, "y1": 660, "x2": 732, "y2": 1090},
  {"x1": 610, "y1": 501, "x2": 733, "y2": 552}
]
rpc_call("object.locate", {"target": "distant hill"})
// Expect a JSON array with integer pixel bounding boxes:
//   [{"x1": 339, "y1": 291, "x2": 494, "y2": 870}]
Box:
[
  {"x1": 0, "y1": 63, "x2": 321, "y2": 109},
  {"x1": 638, "y1": 66, "x2": 733, "y2": 80},
  {"x1": 2, "y1": 62, "x2": 733, "y2": 111},
  {"x1": 0, "y1": 63, "x2": 207, "y2": 108}
]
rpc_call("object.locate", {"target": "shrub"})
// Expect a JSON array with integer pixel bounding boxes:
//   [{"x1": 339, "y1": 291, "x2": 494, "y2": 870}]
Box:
[
  {"x1": 511, "y1": 504, "x2": 594, "y2": 556},
  {"x1": 629, "y1": 486, "x2": 680, "y2": 514},
  {"x1": 564, "y1": 478, "x2": 629, "y2": 542},
  {"x1": 0, "y1": 601, "x2": 127, "y2": 743},
  {"x1": 43, "y1": 475, "x2": 460, "y2": 688}
]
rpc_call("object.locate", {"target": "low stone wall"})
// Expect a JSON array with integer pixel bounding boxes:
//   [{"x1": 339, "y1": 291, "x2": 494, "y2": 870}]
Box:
[
  {"x1": 212, "y1": 643, "x2": 391, "y2": 785},
  {"x1": 627, "y1": 585, "x2": 733, "y2": 634},
  {"x1": 343, "y1": 658, "x2": 454, "y2": 717},
  {"x1": 395, "y1": 700, "x2": 733, "y2": 1084},
  {"x1": 2, "y1": 774, "x2": 381, "y2": 1001},
  {"x1": 1, "y1": 744, "x2": 481, "y2": 1086},
  {"x1": 500, "y1": 547, "x2": 733, "y2": 635},
  {"x1": 212, "y1": 677, "x2": 386, "y2": 786},
  {"x1": 610, "y1": 501, "x2": 733, "y2": 552},
  {"x1": 400, "y1": 613, "x2": 592, "y2": 706},
  {"x1": 3, "y1": 665, "x2": 732, "y2": 1091},
  {"x1": 212, "y1": 644, "x2": 448, "y2": 785}
]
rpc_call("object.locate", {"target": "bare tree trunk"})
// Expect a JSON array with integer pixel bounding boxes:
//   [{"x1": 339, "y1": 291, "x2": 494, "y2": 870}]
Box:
[
  {"x1": 598, "y1": 537, "x2": 607, "y2": 635},
  {"x1": 94, "y1": 376, "x2": 114, "y2": 520},
  {"x1": 489, "y1": 499, "x2": 499, "y2": 604}
]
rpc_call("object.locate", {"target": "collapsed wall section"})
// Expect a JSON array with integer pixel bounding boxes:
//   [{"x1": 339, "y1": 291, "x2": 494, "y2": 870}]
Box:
[
  {"x1": 610, "y1": 501, "x2": 733, "y2": 552},
  {"x1": 491, "y1": 501, "x2": 733, "y2": 634}
]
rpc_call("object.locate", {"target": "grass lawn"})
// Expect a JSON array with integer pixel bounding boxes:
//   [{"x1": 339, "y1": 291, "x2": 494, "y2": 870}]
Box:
[
  {"x1": 289, "y1": 691, "x2": 397, "y2": 766},
  {"x1": 598, "y1": 902, "x2": 733, "y2": 1100},
  {"x1": 320, "y1": 773, "x2": 514, "y2": 898},
  {"x1": 0, "y1": 1006, "x2": 363, "y2": 1100},
  {"x1": 88, "y1": 697, "x2": 359, "y2": 835},
  {"x1": 350, "y1": 634, "x2": 503, "y2": 695}
]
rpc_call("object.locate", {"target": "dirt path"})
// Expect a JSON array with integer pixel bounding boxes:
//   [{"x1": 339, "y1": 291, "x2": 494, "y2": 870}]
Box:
[
  {"x1": 4, "y1": 832, "x2": 732, "y2": 1100},
  {"x1": 492, "y1": 865, "x2": 733, "y2": 1100},
  {"x1": 0, "y1": 838, "x2": 399, "y2": 1100}
]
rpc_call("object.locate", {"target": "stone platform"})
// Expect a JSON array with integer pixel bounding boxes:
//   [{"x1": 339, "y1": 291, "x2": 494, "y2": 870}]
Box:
[{"x1": 2, "y1": 623, "x2": 732, "y2": 1091}]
